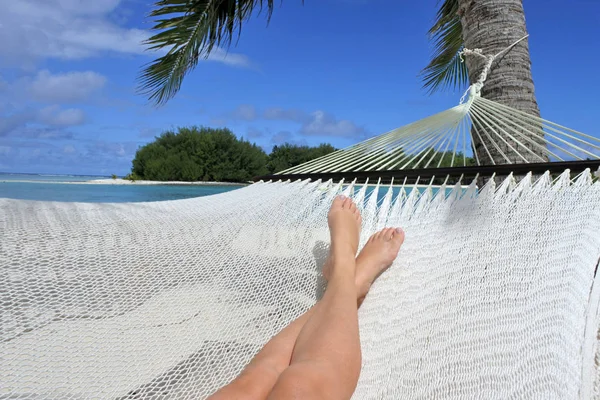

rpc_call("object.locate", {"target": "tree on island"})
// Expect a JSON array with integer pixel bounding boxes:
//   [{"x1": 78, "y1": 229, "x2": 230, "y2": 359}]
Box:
[
  {"x1": 128, "y1": 126, "x2": 338, "y2": 182},
  {"x1": 267, "y1": 143, "x2": 336, "y2": 174},
  {"x1": 131, "y1": 127, "x2": 267, "y2": 182}
]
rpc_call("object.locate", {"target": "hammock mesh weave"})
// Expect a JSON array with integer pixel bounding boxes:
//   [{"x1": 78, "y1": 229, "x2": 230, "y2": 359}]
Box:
[{"x1": 2, "y1": 171, "x2": 600, "y2": 399}]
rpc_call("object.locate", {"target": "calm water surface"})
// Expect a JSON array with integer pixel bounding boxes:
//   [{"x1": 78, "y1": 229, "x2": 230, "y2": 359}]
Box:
[{"x1": 0, "y1": 173, "x2": 243, "y2": 203}]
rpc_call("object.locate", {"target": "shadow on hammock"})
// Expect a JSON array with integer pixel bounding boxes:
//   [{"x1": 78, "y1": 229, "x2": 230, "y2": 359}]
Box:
[
  {"x1": 116, "y1": 242, "x2": 331, "y2": 399},
  {"x1": 117, "y1": 340, "x2": 259, "y2": 399}
]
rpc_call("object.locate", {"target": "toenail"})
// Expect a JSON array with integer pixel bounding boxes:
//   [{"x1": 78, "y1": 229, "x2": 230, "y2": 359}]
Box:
[
  {"x1": 396, "y1": 228, "x2": 403, "y2": 233},
  {"x1": 339, "y1": 194, "x2": 346, "y2": 199}
]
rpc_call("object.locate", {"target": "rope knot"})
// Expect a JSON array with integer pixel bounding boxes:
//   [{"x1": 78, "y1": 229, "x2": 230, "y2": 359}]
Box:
[
  {"x1": 459, "y1": 48, "x2": 485, "y2": 63},
  {"x1": 458, "y1": 34, "x2": 529, "y2": 104}
]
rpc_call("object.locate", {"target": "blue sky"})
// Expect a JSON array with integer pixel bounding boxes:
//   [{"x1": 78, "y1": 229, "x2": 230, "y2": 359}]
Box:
[{"x1": 1, "y1": 0, "x2": 599, "y2": 176}]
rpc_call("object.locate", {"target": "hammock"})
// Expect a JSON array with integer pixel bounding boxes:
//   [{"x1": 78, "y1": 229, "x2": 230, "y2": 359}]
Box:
[
  {"x1": 2, "y1": 173, "x2": 600, "y2": 399},
  {"x1": 2, "y1": 38, "x2": 600, "y2": 399}
]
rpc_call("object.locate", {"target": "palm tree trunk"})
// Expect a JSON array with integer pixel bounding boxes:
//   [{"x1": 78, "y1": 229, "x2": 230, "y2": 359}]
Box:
[{"x1": 458, "y1": 0, "x2": 547, "y2": 165}]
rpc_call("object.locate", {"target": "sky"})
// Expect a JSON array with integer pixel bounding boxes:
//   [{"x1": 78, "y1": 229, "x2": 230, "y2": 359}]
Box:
[{"x1": 0, "y1": 0, "x2": 599, "y2": 176}]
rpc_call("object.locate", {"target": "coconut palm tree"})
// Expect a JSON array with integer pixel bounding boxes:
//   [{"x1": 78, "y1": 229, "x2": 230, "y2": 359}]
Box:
[
  {"x1": 422, "y1": 0, "x2": 546, "y2": 164},
  {"x1": 140, "y1": 0, "x2": 545, "y2": 165}
]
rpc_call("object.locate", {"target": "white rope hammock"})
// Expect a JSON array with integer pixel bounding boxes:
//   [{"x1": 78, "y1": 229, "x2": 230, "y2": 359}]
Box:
[
  {"x1": 278, "y1": 36, "x2": 600, "y2": 176},
  {"x1": 2, "y1": 172, "x2": 600, "y2": 399}
]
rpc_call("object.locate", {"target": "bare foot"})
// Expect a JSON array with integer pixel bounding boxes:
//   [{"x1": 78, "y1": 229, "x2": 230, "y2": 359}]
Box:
[
  {"x1": 355, "y1": 228, "x2": 404, "y2": 302},
  {"x1": 322, "y1": 227, "x2": 404, "y2": 303},
  {"x1": 327, "y1": 195, "x2": 362, "y2": 265}
]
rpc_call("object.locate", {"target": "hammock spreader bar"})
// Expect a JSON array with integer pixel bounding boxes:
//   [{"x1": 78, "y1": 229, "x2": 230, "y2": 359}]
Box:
[{"x1": 254, "y1": 160, "x2": 600, "y2": 184}]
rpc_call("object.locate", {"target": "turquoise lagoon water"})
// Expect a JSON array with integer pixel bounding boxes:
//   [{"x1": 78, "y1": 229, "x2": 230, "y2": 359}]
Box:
[
  {"x1": 0, "y1": 173, "x2": 244, "y2": 203},
  {"x1": 0, "y1": 173, "x2": 462, "y2": 204}
]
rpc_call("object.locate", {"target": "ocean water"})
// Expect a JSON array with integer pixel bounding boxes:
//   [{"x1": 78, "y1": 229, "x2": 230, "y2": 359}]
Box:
[
  {"x1": 0, "y1": 173, "x2": 464, "y2": 204},
  {"x1": 0, "y1": 173, "x2": 108, "y2": 183},
  {"x1": 0, "y1": 173, "x2": 244, "y2": 203}
]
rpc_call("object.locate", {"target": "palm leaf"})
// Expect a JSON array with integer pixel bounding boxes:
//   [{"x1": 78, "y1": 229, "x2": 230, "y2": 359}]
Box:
[
  {"x1": 139, "y1": 0, "x2": 279, "y2": 106},
  {"x1": 421, "y1": 0, "x2": 468, "y2": 93}
]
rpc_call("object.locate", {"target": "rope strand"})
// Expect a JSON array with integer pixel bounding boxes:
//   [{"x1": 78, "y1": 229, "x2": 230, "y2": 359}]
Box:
[{"x1": 459, "y1": 34, "x2": 530, "y2": 103}]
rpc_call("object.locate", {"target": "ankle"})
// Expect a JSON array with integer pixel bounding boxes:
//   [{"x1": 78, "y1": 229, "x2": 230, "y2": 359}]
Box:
[
  {"x1": 328, "y1": 256, "x2": 356, "y2": 279},
  {"x1": 330, "y1": 242, "x2": 357, "y2": 260}
]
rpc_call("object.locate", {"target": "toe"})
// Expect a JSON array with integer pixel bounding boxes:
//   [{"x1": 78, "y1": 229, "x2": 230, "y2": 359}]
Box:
[
  {"x1": 393, "y1": 228, "x2": 405, "y2": 246},
  {"x1": 369, "y1": 232, "x2": 378, "y2": 242},
  {"x1": 332, "y1": 195, "x2": 345, "y2": 209},
  {"x1": 375, "y1": 229, "x2": 384, "y2": 240},
  {"x1": 383, "y1": 228, "x2": 395, "y2": 241},
  {"x1": 342, "y1": 197, "x2": 353, "y2": 209},
  {"x1": 354, "y1": 204, "x2": 362, "y2": 221},
  {"x1": 349, "y1": 201, "x2": 357, "y2": 213}
]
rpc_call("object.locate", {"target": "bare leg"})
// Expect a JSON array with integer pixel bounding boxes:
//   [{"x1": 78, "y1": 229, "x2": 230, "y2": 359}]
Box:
[
  {"x1": 209, "y1": 196, "x2": 404, "y2": 400},
  {"x1": 208, "y1": 307, "x2": 318, "y2": 400},
  {"x1": 267, "y1": 197, "x2": 404, "y2": 400}
]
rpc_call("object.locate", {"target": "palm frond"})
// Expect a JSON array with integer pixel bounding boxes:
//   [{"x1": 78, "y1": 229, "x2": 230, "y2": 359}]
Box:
[
  {"x1": 138, "y1": 0, "x2": 278, "y2": 106},
  {"x1": 420, "y1": 0, "x2": 468, "y2": 93}
]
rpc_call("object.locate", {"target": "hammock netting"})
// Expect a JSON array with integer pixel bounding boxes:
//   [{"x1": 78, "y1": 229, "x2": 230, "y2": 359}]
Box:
[{"x1": 2, "y1": 171, "x2": 600, "y2": 399}]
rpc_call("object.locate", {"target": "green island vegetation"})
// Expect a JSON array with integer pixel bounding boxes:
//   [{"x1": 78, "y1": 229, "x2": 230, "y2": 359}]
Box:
[
  {"x1": 124, "y1": 126, "x2": 476, "y2": 183},
  {"x1": 125, "y1": 126, "x2": 337, "y2": 182}
]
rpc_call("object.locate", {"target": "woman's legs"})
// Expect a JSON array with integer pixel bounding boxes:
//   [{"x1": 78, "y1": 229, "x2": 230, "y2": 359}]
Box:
[
  {"x1": 266, "y1": 195, "x2": 362, "y2": 399},
  {"x1": 267, "y1": 198, "x2": 404, "y2": 399},
  {"x1": 208, "y1": 195, "x2": 404, "y2": 400}
]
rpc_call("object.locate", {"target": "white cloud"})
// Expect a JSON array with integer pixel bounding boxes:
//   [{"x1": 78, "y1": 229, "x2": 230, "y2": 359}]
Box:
[
  {"x1": 0, "y1": 0, "x2": 146, "y2": 64},
  {"x1": 264, "y1": 107, "x2": 307, "y2": 122},
  {"x1": 228, "y1": 106, "x2": 308, "y2": 123},
  {"x1": 224, "y1": 104, "x2": 368, "y2": 139},
  {"x1": 247, "y1": 127, "x2": 265, "y2": 139},
  {"x1": 28, "y1": 70, "x2": 107, "y2": 103},
  {"x1": 0, "y1": 113, "x2": 31, "y2": 136},
  {"x1": 206, "y1": 47, "x2": 252, "y2": 68},
  {"x1": 0, "y1": 136, "x2": 141, "y2": 175},
  {"x1": 25, "y1": 127, "x2": 74, "y2": 139},
  {"x1": 231, "y1": 104, "x2": 258, "y2": 121},
  {"x1": 90, "y1": 141, "x2": 136, "y2": 158},
  {"x1": 300, "y1": 110, "x2": 367, "y2": 138},
  {"x1": 38, "y1": 105, "x2": 86, "y2": 126},
  {"x1": 0, "y1": 0, "x2": 250, "y2": 68},
  {"x1": 271, "y1": 131, "x2": 294, "y2": 144},
  {"x1": 0, "y1": 106, "x2": 85, "y2": 136}
]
